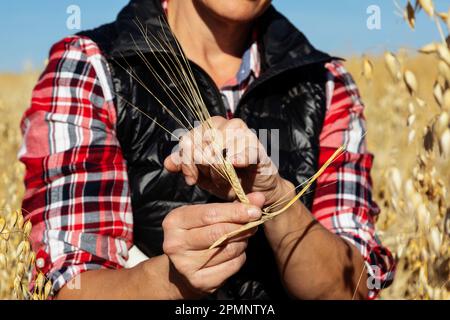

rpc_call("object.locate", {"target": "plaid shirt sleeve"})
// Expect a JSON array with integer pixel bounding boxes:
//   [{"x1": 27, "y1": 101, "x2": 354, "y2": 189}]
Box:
[
  {"x1": 312, "y1": 61, "x2": 396, "y2": 299},
  {"x1": 19, "y1": 36, "x2": 133, "y2": 293}
]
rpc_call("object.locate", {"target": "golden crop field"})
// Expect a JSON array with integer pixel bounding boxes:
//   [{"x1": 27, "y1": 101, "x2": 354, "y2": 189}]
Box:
[
  {"x1": 0, "y1": 52, "x2": 448, "y2": 300},
  {"x1": 346, "y1": 53, "x2": 450, "y2": 299},
  {"x1": 0, "y1": 2, "x2": 449, "y2": 301}
]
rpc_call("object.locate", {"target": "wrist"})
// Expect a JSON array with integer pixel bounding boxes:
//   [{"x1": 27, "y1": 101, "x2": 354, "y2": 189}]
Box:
[
  {"x1": 140, "y1": 255, "x2": 199, "y2": 300},
  {"x1": 263, "y1": 182, "x2": 314, "y2": 250},
  {"x1": 264, "y1": 176, "x2": 296, "y2": 207}
]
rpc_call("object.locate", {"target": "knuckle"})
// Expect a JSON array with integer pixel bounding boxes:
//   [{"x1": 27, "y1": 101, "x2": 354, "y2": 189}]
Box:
[
  {"x1": 233, "y1": 204, "x2": 247, "y2": 222},
  {"x1": 163, "y1": 206, "x2": 184, "y2": 229},
  {"x1": 223, "y1": 243, "x2": 240, "y2": 259},
  {"x1": 162, "y1": 238, "x2": 179, "y2": 255},
  {"x1": 180, "y1": 136, "x2": 193, "y2": 154},
  {"x1": 162, "y1": 214, "x2": 175, "y2": 230},
  {"x1": 202, "y1": 207, "x2": 218, "y2": 225},
  {"x1": 229, "y1": 118, "x2": 246, "y2": 128},
  {"x1": 208, "y1": 225, "x2": 225, "y2": 244},
  {"x1": 179, "y1": 135, "x2": 188, "y2": 148},
  {"x1": 211, "y1": 116, "x2": 226, "y2": 124}
]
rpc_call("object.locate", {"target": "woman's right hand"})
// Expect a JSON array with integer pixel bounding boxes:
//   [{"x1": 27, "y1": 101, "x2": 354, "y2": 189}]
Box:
[{"x1": 162, "y1": 192, "x2": 264, "y2": 296}]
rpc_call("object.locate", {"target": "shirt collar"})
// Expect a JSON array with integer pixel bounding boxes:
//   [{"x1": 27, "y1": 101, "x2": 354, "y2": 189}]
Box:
[
  {"x1": 161, "y1": 0, "x2": 261, "y2": 89},
  {"x1": 220, "y1": 32, "x2": 261, "y2": 89}
]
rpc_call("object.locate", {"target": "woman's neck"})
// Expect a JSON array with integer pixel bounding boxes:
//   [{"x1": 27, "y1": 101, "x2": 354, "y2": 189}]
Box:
[{"x1": 167, "y1": 0, "x2": 252, "y2": 87}]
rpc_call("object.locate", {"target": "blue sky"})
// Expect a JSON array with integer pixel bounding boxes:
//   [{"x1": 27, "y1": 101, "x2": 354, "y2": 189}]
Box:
[{"x1": 0, "y1": 0, "x2": 447, "y2": 72}]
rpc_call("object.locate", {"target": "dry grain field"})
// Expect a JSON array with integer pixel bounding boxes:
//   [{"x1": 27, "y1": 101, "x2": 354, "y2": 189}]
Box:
[{"x1": 0, "y1": 1, "x2": 449, "y2": 300}]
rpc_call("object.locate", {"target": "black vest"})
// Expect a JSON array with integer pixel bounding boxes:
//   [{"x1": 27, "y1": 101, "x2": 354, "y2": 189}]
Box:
[{"x1": 80, "y1": 0, "x2": 334, "y2": 299}]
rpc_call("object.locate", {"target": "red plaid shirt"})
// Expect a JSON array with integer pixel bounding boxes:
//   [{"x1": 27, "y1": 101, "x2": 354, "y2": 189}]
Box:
[{"x1": 19, "y1": 36, "x2": 395, "y2": 299}]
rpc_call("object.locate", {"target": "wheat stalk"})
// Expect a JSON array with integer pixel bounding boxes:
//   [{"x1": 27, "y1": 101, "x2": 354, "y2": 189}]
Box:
[
  {"x1": 0, "y1": 209, "x2": 52, "y2": 300},
  {"x1": 121, "y1": 14, "x2": 449, "y2": 298},
  {"x1": 209, "y1": 146, "x2": 345, "y2": 249},
  {"x1": 1, "y1": 1, "x2": 448, "y2": 300}
]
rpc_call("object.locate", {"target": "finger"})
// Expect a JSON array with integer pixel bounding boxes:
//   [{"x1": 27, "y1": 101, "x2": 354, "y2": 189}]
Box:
[
  {"x1": 208, "y1": 116, "x2": 228, "y2": 129},
  {"x1": 185, "y1": 223, "x2": 257, "y2": 249},
  {"x1": 182, "y1": 128, "x2": 224, "y2": 185},
  {"x1": 164, "y1": 152, "x2": 182, "y2": 173},
  {"x1": 164, "y1": 132, "x2": 198, "y2": 177},
  {"x1": 196, "y1": 253, "x2": 246, "y2": 289},
  {"x1": 176, "y1": 202, "x2": 262, "y2": 229},
  {"x1": 226, "y1": 135, "x2": 269, "y2": 167},
  {"x1": 229, "y1": 147, "x2": 260, "y2": 168},
  {"x1": 181, "y1": 163, "x2": 198, "y2": 186},
  {"x1": 200, "y1": 241, "x2": 247, "y2": 268},
  {"x1": 223, "y1": 118, "x2": 248, "y2": 130},
  {"x1": 179, "y1": 134, "x2": 200, "y2": 185},
  {"x1": 201, "y1": 129, "x2": 230, "y2": 171}
]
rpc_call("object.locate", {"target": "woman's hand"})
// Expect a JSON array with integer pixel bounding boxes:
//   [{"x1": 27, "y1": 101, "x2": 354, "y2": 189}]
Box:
[
  {"x1": 162, "y1": 193, "x2": 264, "y2": 296},
  {"x1": 164, "y1": 116, "x2": 287, "y2": 206}
]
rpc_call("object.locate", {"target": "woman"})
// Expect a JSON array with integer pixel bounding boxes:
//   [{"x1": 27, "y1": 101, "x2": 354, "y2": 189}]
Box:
[{"x1": 20, "y1": 0, "x2": 395, "y2": 299}]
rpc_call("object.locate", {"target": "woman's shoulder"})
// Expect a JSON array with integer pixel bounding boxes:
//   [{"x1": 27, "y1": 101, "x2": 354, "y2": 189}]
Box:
[{"x1": 47, "y1": 35, "x2": 105, "y2": 62}]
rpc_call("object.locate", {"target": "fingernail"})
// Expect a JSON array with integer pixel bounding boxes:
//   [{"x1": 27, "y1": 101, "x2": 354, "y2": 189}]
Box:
[
  {"x1": 185, "y1": 176, "x2": 196, "y2": 186},
  {"x1": 247, "y1": 206, "x2": 261, "y2": 219}
]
